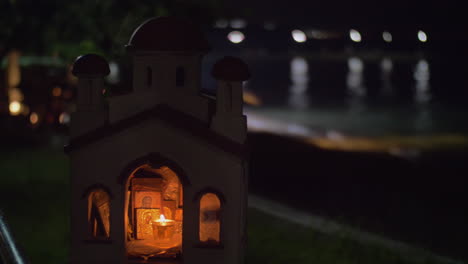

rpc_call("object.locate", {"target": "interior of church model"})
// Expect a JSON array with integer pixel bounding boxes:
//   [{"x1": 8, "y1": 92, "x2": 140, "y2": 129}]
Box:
[{"x1": 125, "y1": 165, "x2": 184, "y2": 259}]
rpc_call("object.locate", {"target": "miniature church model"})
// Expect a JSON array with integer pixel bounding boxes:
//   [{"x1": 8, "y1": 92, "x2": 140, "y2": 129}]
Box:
[{"x1": 65, "y1": 17, "x2": 250, "y2": 264}]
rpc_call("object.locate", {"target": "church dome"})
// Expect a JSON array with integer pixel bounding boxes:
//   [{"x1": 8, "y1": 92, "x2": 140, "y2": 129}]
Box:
[
  {"x1": 211, "y1": 56, "x2": 250, "y2": 81},
  {"x1": 126, "y1": 16, "x2": 210, "y2": 52},
  {"x1": 72, "y1": 54, "x2": 110, "y2": 77}
]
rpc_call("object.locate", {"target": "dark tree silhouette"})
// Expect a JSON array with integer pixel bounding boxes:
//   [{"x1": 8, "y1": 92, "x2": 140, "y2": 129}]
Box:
[{"x1": 0, "y1": 0, "x2": 223, "y2": 110}]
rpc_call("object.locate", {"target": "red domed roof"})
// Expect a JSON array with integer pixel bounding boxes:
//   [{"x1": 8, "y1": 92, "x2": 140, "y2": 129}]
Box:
[
  {"x1": 127, "y1": 17, "x2": 210, "y2": 52},
  {"x1": 211, "y1": 56, "x2": 250, "y2": 81},
  {"x1": 72, "y1": 54, "x2": 110, "y2": 77}
]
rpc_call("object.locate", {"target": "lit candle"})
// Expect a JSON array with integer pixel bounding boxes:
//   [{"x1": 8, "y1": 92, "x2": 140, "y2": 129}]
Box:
[{"x1": 152, "y1": 214, "x2": 175, "y2": 241}]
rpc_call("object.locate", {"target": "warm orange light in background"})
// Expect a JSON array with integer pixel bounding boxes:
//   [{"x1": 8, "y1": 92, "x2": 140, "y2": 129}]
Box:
[
  {"x1": 304, "y1": 134, "x2": 468, "y2": 153},
  {"x1": 30, "y1": 112, "x2": 39, "y2": 125},
  {"x1": 199, "y1": 193, "x2": 221, "y2": 244},
  {"x1": 52, "y1": 86, "x2": 62, "y2": 97},
  {"x1": 8, "y1": 88, "x2": 24, "y2": 102},
  {"x1": 243, "y1": 90, "x2": 262, "y2": 106},
  {"x1": 6, "y1": 50, "x2": 21, "y2": 88},
  {"x1": 9, "y1": 101, "x2": 21, "y2": 115}
]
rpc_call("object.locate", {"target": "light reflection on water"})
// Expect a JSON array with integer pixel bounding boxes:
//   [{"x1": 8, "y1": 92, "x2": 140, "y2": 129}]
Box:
[
  {"x1": 380, "y1": 57, "x2": 393, "y2": 97},
  {"x1": 288, "y1": 57, "x2": 309, "y2": 109},
  {"x1": 413, "y1": 59, "x2": 432, "y2": 133},
  {"x1": 240, "y1": 55, "x2": 468, "y2": 151},
  {"x1": 414, "y1": 59, "x2": 430, "y2": 104},
  {"x1": 346, "y1": 57, "x2": 365, "y2": 112},
  {"x1": 201, "y1": 53, "x2": 467, "y2": 146},
  {"x1": 346, "y1": 57, "x2": 365, "y2": 97}
]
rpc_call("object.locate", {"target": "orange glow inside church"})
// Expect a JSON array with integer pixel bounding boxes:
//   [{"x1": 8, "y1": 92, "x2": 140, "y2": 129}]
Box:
[
  {"x1": 87, "y1": 189, "x2": 111, "y2": 240},
  {"x1": 125, "y1": 165, "x2": 183, "y2": 261},
  {"x1": 199, "y1": 193, "x2": 221, "y2": 244}
]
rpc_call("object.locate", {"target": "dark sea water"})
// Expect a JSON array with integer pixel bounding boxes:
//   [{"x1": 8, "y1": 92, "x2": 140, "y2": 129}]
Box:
[{"x1": 203, "y1": 53, "x2": 468, "y2": 145}]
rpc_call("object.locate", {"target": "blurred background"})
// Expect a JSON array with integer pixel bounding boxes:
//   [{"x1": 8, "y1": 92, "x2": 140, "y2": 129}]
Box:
[{"x1": 1, "y1": 0, "x2": 468, "y2": 263}]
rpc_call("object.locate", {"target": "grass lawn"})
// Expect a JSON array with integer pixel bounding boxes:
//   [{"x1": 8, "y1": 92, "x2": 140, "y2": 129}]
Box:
[
  {"x1": 246, "y1": 208, "x2": 451, "y2": 264},
  {"x1": 0, "y1": 147, "x2": 70, "y2": 263},
  {"x1": 0, "y1": 148, "x2": 454, "y2": 264}
]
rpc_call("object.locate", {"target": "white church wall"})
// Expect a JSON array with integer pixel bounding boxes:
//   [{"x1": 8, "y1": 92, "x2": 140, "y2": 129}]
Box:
[{"x1": 70, "y1": 117, "x2": 246, "y2": 264}]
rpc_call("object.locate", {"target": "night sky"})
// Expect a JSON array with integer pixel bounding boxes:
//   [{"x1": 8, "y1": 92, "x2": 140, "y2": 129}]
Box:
[{"x1": 219, "y1": 0, "x2": 466, "y2": 30}]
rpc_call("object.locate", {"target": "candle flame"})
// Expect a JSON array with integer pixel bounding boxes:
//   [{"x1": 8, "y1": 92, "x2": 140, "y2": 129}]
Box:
[{"x1": 159, "y1": 214, "x2": 166, "y2": 222}]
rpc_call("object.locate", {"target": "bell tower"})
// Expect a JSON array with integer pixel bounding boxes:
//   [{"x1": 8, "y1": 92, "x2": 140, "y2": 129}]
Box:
[{"x1": 70, "y1": 54, "x2": 110, "y2": 138}]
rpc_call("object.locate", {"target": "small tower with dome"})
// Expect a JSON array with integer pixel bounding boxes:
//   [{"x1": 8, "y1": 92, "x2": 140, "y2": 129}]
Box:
[{"x1": 66, "y1": 17, "x2": 249, "y2": 264}]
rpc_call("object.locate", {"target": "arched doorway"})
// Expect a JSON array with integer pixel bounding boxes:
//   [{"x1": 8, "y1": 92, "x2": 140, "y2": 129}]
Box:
[{"x1": 123, "y1": 159, "x2": 186, "y2": 262}]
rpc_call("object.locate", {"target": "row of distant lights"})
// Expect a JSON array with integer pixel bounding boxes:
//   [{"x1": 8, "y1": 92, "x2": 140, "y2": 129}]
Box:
[
  {"x1": 9, "y1": 85, "x2": 71, "y2": 125},
  {"x1": 217, "y1": 18, "x2": 259, "y2": 44},
  {"x1": 228, "y1": 29, "x2": 428, "y2": 44},
  {"x1": 218, "y1": 19, "x2": 428, "y2": 44},
  {"x1": 9, "y1": 101, "x2": 69, "y2": 125},
  {"x1": 298, "y1": 29, "x2": 428, "y2": 43}
]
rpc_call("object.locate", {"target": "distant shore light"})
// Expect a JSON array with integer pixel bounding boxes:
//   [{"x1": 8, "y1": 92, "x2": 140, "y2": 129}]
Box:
[
  {"x1": 9, "y1": 101, "x2": 21, "y2": 115},
  {"x1": 418, "y1": 30, "x2": 427, "y2": 42},
  {"x1": 349, "y1": 29, "x2": 362, "y2": 42},
  {"x1": 228, "y1": 31, "x2": 245, "y2": 44},
  {"x1": 382, "y1": 31, "x2": 392, "y2": 43},
  {"x1": 292, "y1": 30, "x2": 307, "y2": 43}
]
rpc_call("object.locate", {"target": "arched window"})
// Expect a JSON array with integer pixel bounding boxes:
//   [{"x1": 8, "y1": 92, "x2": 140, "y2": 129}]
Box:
[
  {"x1": 176, "y1": 66, "x2": 185, "y2": 87},
  {"x1": 146, "y1": 67, "x2": 152, "y2": 88},
  {"x1": 87, "y1": 188, "x2": 111, "y2": 240},
  {"x1": 199, "y1": 193, "x2": 221, "y2": 244}
]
